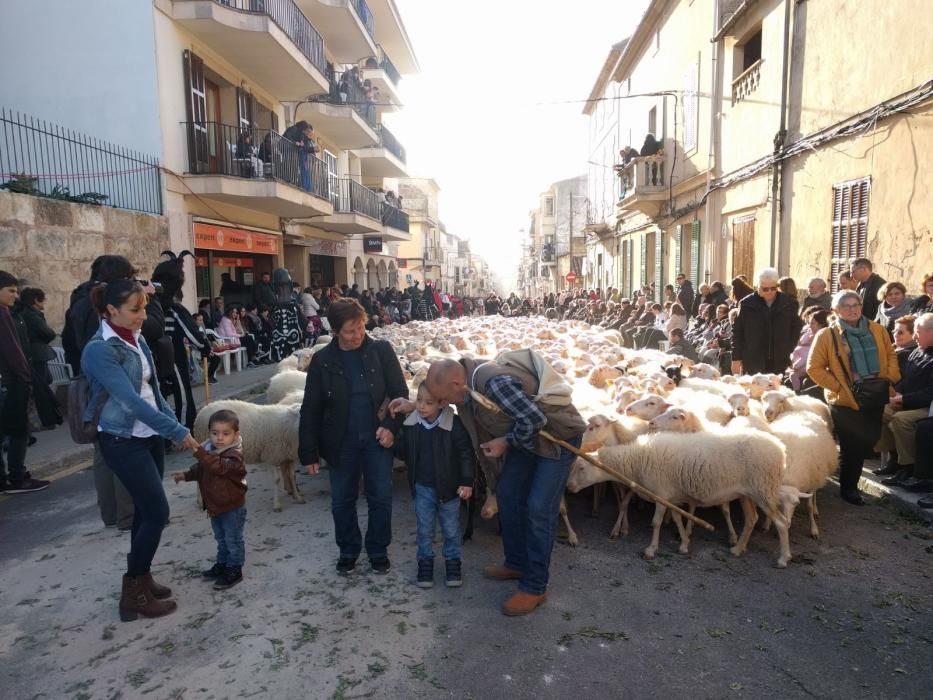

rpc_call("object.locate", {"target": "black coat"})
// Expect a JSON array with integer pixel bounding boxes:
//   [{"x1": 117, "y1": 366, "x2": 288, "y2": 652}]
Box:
[
  {"x1": 395, "y1": 411, "x2": 475, "y2": 503},
  {"x1": 896, "y1": 346, "x2": 933, "y2": 411},
  {"x1": 731, "y1": 291, "x2": 803, "y2": 374},
  {"x1": 857, "y1": 273, "x2": 886, "y2": 322},
  {"x1": 298, "y1": 335, "x2": 407, "y2": 466},
  {"x1": 20, "y1": 306, "x2": 56, "y2": 364}
]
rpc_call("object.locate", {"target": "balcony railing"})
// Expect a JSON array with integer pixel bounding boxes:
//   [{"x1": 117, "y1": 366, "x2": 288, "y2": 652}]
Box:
[
  {"x1": 329, "y1": 177, "x2": 381, "y2": 219},
  {"x1": 350, "y1": 0, "x2": 374, "y2": 37},
  {"x1": 423, "y1": 245, "x2": 443, "y2": 265},
  {"x1": 204, "y1": 0, "x2": 326, "y2": 76},
  {"x1": 1, "y1": 107, "x2": 162, "y2": 215},
  {"x1": 618, "y1": 154, "x2": 666, "y2": 197},
  {"x1": 732, "y1": 58, "x2": 762, "y2": 105},
  {"x1": 376, "y1": 124, "x2": 406, "y2": 163},
  {"x1": 382, "y1": 203, "x2": 410, "y2": 232},
  {"x1": 182, "y1": 121, "x2": 328, "y2": 201},
  {"x1": 317, "y1": 70, "x2": 378, "y2": 128},
  {"x1": 377, "y1": 45, "x2": 401, "y2": 85}
]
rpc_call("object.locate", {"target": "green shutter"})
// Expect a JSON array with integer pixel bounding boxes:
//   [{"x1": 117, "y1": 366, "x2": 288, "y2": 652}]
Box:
[
  {"x1": 628, "y1": 240, "x2": 635, "y2": 297},
  {"x1": 639, "y1": 234, "x2": 647, "y2": 290},
  {"x1": 690, "y1": 221, "x2": 701, "y2": 287},
  {"x1": 654, "y1": 230, "x2": 663, "y2": 297},
  {"x1": 674, "y1": 225, "x2": 683, "y2": 277}
]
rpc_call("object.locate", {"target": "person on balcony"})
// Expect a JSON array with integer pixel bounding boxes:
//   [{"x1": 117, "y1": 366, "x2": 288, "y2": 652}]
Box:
[
  {"x1": 282, "y1": 121, "x2": 317, "y2": 192},
  {"x1": 639, "y1": 134, "x2": 662, "y2": 186}
]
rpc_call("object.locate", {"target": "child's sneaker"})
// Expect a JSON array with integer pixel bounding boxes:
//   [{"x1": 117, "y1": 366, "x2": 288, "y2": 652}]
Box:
[
  {"x1": 445, "y1": 559, "x2": 462, "y2": 588},
  {"x1": 214, "y1": 565, "x2": 243, "y2": 590},
  {"x1": 202, "y1": 562, "x2": 225, "y2": 579},
  {"x1": 417, "y1": 559, "x2": 433, "y2": 588}
]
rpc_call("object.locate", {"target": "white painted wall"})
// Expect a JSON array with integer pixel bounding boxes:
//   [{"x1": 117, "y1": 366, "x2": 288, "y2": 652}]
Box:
[{"x1": 0, "y1": 0, "x2": 162, "y2": 157}]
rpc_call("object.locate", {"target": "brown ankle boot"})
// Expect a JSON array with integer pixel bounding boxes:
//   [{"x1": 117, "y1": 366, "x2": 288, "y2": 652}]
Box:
[
  {"x1": 140, "y1": 572, "x2": 172, "y2": 600},
  {"x1": 502, "y1": 591, "x2": 547, "y2": 616},
  {"x1": 119, "y1": 575, "x2": 177, "y2": 622}
]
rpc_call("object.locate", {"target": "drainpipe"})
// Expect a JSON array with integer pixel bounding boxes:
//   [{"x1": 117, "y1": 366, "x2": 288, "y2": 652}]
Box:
[
  {"x1": 770, "y1": 0, "x2": 793, "y2": 270},
  {"x1": 704, "y1": 0, "x2": 721, "y2": 283}
]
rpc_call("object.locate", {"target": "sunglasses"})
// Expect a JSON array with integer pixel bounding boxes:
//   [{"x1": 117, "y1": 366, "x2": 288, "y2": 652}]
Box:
[{"x1": 759, "y1": 286, "x2": 778, "y2": 292}]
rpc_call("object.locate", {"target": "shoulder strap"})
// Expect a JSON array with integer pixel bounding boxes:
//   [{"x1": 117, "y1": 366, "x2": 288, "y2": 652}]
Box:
[{"x1": 829, "y1": 327, "x2": 854, "y2": 386}]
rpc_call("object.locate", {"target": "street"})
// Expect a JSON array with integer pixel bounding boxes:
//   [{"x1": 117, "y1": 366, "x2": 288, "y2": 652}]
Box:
[{"x1": 1, "y1": 448, "x2": 931, "y2": 699}]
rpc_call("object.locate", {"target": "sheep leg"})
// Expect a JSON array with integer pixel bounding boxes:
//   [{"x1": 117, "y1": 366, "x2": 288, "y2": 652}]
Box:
[
  {"x1": 644, "y1": 503, "x2": 667, "y2": 560},
  {"x1": 560, "y1": 496, "x2": 578, "y2": 547},
  {"x1": 721, "y1": 502, "x2": 739, "y2": 546},
  {"x1": 809, "y1": 494, "x2": 820, "y2": 539},
  {"x1": 283, "y1": 462, "x2": 305, "y2": 504},
  {"x1": 730, "y1": 497, "x2": 759, "y2": 557},
  {"x1": 272, "y1": 464, "x2": 283, "y2": 512},
  {"x1": 770, "y1": 508, "x2": 792, "y2": 568},
  {"x1": 685, "y1": 504, "x2": 697, "y2": 538},
  {"x1": 609, "y1": 485, "x2": 633, "y2": 539},
  {"x1": 591, "y1": 481, "x2": 605, "y2": 517},
  {"x1": 671, "y1": 510, "x2": 691, "y2": 555}
]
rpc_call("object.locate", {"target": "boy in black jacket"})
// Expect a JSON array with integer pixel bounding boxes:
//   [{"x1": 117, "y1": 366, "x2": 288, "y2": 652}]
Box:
[{"x1": 396, "y1": 382, "x2": 475, "y2": 588}]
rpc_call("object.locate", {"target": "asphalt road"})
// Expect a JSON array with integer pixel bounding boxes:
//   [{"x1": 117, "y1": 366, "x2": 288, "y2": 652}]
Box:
[{"x1": 0, "y1": 450, "x2": 931, "y2": 700}]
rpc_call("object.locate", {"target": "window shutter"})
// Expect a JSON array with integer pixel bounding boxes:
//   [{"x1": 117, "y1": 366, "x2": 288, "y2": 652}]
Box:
[
  {"x1": 674, "y1": 225, "x2": 683, "y2": 277},
  {"x1": 640, "y1": 233, "x2": 648, "y2": 290},
  {"x1": 683, "y1": 60, "x2": 698, "y2": 152},
  {"x1": 236, "y1": 87, "x2": 254, "y2": 131},
  {"x1": 628, "y1": 239, "x2": 635, "y2": 297},
  {"x1": 690, "y1": 221, "x2": 701, "y2": 287},
  {"x1": 183, "y1": 50, "x2": 208, "y2": 173},
  {"x1": 654, "y1": 230, "x2": 663, "y2": 295},
  {"x1": 830, "y1": 177, "x2": 870, "y2": 291}
]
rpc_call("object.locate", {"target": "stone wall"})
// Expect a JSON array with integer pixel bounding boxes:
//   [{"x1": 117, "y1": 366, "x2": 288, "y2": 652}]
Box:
[{"x1": 0, "y1": 191, "x2": 170, "y2": 330}]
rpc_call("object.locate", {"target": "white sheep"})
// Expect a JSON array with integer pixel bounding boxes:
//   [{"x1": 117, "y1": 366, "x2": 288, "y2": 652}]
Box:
[
  {"x1": 587, "y1": 364, "x2": 624, "y2": 388},
  {"x1": 193, "y1": 399, "x2": 304, "y2": 512},
  {"x1": 688, "y1": 363, "x2": 721, "y2": 380},
  {"x1": 761, "y1": 390, "x2": 832, "y2": 430},
  {"x1": 569, "y1": 422, "x2": 794, "y2": 567},
  {"x1": 277, "y1": 390, "x2": 304, "y2": 406},
  {"x1": 746, "y1": 373, "x2": 783, "y2": 399},
  {"x1": 265, "y1": 369, "x2": 308, "y2": 405}
]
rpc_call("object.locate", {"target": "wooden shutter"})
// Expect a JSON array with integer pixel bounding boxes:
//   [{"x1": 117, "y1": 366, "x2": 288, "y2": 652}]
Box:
[
  {"x1": 183, "y1": 50, "x2": 208, "y2": 173},
  {"x1": 731, "y1": 216, "x2": 756, "y2": 281},
  {"x1": 640, "y1": 233, "x2": 648, "y2": 290},
  {"x1": 830, "y1": 177, "x2": 870, "y2": 291},
  {"x1": 654, "y1": 230, "x2": 663, "y2": 295},
  {"x1": 627, "y1": 239, "x2": 635, "y2": 297},
  {"x1": 690, "y1": 221, "x2": 701, "y2": 287},
  {"x1": 674, "y1": 225, "x2": 683, "y2": 277}
]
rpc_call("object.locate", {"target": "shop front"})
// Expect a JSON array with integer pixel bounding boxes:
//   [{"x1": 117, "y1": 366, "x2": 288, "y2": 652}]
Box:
[
  {"x1": 307, "y1": 238, "x2": 348, "y2": 289},
  {"x1": 193, "y1": 221, "x2": 281, "y2": 306}
]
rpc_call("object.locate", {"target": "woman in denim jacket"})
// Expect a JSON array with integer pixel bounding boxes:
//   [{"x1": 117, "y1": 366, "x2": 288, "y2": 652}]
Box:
[{"x1": 81, "y1": 280, "x2": 199, "y2": 622}]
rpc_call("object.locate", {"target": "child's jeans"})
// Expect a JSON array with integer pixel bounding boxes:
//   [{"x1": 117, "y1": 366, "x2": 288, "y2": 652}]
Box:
[
  {"x1": 211, "y1": 506, "x2": 247, "y2": 567},
  {"x1": 414, "y1": 483, "x2": 461, "y2": 561}
]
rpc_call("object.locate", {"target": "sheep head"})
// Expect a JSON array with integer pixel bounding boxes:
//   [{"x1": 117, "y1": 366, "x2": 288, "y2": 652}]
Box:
[
  {"x1": 625, "y1": 394, "x2": 672, "y2": 421},
  {"x1": 761, "y1": 390, "x2": 789, "y2": 421},
  {"x1": 580, "y1": 414, "x2": 635, "y2": 452},
  {"x1": 690, "y1": 363, "x2": 721, "y2": 380},
  {"x1": 727, "y1": 392, "x2": 750, "y2": 417},
  {"x1": 566, "y1": 456, "x2": 608, "y2": 493},
  {"x1": 648, "y1": 407, "x2": 703, "y2": 433}
]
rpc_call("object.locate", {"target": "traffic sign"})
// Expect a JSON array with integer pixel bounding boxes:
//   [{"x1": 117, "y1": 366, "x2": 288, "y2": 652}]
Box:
[{"x1": 566, "y1": 272, "x2": 577, "y2": 283}]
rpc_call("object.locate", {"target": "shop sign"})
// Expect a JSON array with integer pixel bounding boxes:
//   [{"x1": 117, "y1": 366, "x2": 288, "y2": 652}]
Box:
[
  {"x1": 195, "y1": 256, "x2": 255, "y2": 268},
  {"x1": 194, "y1": 223, "x2": 280, "y2": 254},
  {"x1": 363, "y1": 236, "x2": 383, "y2": 253},
  {"x1": 397, "y1": 259, "x2": 408, "y2": 268},
  {"x1": 306, "y1": 238, "x2": 348, "y2": 257}
]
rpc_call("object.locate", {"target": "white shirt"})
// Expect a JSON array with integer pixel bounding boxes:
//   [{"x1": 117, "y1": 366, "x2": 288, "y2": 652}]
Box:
[{"x1": 101, "y1": 322, "x2": 158, "y2": 438}]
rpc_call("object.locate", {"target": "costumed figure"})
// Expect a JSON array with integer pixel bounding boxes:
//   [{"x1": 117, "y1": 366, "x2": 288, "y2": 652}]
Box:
[
  {"x1": 269, "y1": 268, "x2": 303, "y2": 361},
  {"x1": 151, "y1": 250, "x2": 215, "y2": 429}
]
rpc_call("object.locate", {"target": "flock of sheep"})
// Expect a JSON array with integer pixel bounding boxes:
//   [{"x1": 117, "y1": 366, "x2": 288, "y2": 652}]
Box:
[{"x1": 193, "y1": 315, "x2": 839, "y2": 568}]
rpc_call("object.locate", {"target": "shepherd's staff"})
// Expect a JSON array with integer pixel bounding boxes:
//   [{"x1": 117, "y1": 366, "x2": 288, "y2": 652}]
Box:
[
  {"x1": 469, "y1": 390, "x2": 714, "y2": 532},
  {"x1": 203, "y1": 356, "x2": 210, "y2": 404}
]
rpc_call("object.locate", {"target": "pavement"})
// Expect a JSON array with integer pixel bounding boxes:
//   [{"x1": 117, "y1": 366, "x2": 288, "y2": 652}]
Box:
[{"x1": 18, "y1": 363, "x2": 279, "y2": 483}]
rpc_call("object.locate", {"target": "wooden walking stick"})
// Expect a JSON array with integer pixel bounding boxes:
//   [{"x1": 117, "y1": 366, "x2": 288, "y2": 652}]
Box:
[
  {"x1": 469, "y1": 391, "x2": 714, "y2": 532},
  {"x1": 203, "y1": 356, "x2": 210, "y2": 404}
]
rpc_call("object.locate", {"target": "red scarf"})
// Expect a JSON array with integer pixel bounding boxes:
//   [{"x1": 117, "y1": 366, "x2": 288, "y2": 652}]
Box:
[{"x1": 106, "y1": 320, "x2": 138, "y2": 348}]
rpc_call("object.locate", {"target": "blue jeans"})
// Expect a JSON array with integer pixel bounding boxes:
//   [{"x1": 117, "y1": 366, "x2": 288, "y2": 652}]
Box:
[
  {"x1": 414, "y1": 483, "x2": 461, "y2": 561},
  {"x1": 496, "y1": 438, "x2": 580, "y2": 595},
  {"x1": 98, "y1": 433, "x2": 168, "y2": 577},
  {"x1": 211, "y1": 506, "x2": 247, "y2": 567},
  {"x1": 299, "y1": 154, "x2": 311, "y2": 192},
  {"x1": 328, "y1": 433, "x2": 394, "y2": 560}
]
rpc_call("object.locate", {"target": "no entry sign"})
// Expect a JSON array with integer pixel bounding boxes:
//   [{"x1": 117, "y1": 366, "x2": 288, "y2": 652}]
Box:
[{"x1": 566, "y1": 272, "x2": 577, "y2": 283}]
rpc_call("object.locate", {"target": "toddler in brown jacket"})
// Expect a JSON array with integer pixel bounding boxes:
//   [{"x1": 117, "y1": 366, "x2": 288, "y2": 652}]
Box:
[{"x1": 174, "y1": 409, "x2": 247, "y2": 589}]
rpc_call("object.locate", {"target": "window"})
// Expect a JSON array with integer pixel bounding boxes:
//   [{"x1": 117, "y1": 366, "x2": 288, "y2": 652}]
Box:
[
  {"x1": 683, "y1": 60, "x2": 699, "y2": 152},
  {"x1": 740, "y1": 28, "x2": 762, "y2": 73},
  {"x1": 323, "y1": 150, "x2": 339, "y2": 207},
  {"x1": 648, "y1": 106, "x2": 657, "y2": 137},
  {"x1": 544, "y1": 197, "x2": 554, "y2": 217},
  {"x1": 830, "y1": 178, "x2": 870, "y2": 291}
]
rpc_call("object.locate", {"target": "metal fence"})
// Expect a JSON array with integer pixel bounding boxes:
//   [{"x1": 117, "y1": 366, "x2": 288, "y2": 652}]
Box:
[
  {"x1": 0, "y1": 108, "x2": 162, "y2": 215},
  {"x1": 181, "y1": 121, "x2": 328, "y2": 201},
  {"x1": 377, "y1": 124, "x2": 406, "y2": 163},
  {"x1": 330, "y1": 178, "x2": 381, "y2": 220},
  {"x1": 321, "y1": 70, "x2": 378, "y2": 128},
  {"x1": 350, "y1": 0, "x2": 375, "y2": 37},
  {"x1": 201, "y1": 0, "x2": 326, "y2": 76},
  {"x1": 383, "y1": 203, "x2": 410, "y2": 232},
  {"x1": 377, "y1": 45, "x2": 401, "y2": 85}
]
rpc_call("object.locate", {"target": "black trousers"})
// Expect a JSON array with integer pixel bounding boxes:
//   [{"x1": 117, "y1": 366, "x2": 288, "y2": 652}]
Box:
[
  {"x1": 830, "y1": 404, "x2": 884, "y2": 491},
  {"x1": 914, "y1": 417, "x2": 933, "y2": 480}
]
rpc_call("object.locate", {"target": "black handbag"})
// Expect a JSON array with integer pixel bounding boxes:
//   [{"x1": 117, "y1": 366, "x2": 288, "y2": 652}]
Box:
[{"x1": 830, "y1": 330, "x2": 889, "y2": 410}]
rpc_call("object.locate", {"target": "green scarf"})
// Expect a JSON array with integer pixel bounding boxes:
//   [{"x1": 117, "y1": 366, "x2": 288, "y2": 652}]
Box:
[{"x1": 840, "y1": 317, "x2": 880, "y2": 378}]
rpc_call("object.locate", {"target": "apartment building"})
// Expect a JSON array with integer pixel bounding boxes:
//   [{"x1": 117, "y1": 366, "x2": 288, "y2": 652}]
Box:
[
  {"x1": 0, "y1": 0, "x2": 418, "y2": 306},
  {"x1": 395, "y1": 177, "x2": 442, "y2": 287},
  {"x1": 582, "y1": 0, "x2": 933, "y2": 299}
]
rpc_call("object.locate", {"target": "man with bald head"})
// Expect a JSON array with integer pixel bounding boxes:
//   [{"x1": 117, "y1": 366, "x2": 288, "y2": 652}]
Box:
[{"x1": 393, "y1": 355, "x2": 585, "y2": 616}]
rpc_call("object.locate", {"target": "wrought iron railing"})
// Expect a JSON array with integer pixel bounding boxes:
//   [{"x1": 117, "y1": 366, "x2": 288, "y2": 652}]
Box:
[
  {"x1": 192, "y1": 0, "x2": 327, "y2": 76},
  {"x1": 382, "y1": 203, "x2": 410, "y2": 232},
  {"x1": 181, "y1": 121, "x2": 328, "y2": 201},
  {"x1": 377, "y1": 45, "x2": 401, "y2": 85},
  {"x1": 350, "y1": 0, "x2": 375, "y2": 37},
  {"x1": 330, "y1": 178, "x2": 381, "y2": 219},
  {"x1": 0, "y1": 107, "x2": 162, "y2": 215},
  {"x1": 376, "y1": 124, "x2": 406, "y2": 163},
  {"x1": 318, "y1": 71, "x2": 378, "y2": 128}
]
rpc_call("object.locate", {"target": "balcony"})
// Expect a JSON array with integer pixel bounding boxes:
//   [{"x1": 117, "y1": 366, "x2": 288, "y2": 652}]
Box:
[
  {"x1": 616, "y1": 155, "x2": 667, "y2": 218},
  {"x1": 540, "y1": 242, "x2": 557, "y2": 266},
  {"x1": 314, "y1": 178, "x2": 382, "y2": 234},
  {"x1": 300, "y1": 72, "x2": 379, "y2": 149},
  {"x1": 360, "y1": 45, "x2": 402, "y2": 113},
  {"x1": 365, "y1": 0, "x2": 418, "y2": 74},
  {"x1": 180, "y1": 121, "x2": 333, "y2": 217},
  {"x1": 381, "y1": 203, "x2": 411, "y2": 241},
  {"x1": 171, "y1": 0, "x2": 329, "y2": 100},
  {"x1": 296, "y1": 0, "x2": 376, "y2": 63},
  {"x1": 732, "y1": 58, "x2": 762, "y2": 105},
  {"x1": 423, "y1": 245, "x2": 443, "y2": 267},
  {"x1": 353, "y1": 123, "x2": 407, "y2": 177}
]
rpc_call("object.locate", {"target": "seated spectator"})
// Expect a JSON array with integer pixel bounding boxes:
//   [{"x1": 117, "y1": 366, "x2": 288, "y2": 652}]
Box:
[
  {"x1": 691, "y1": 284, "x2": 711, "y2": 318},
  {"x1": 664, "y1": 303, "x2": 688, "y2": 338},
  {"x1": 838, "y1": 270, "x2": 858, "y2": 291},
  {"x1": 787, "y1": 308, "x2": 830, "y2": 395},
  {"x1": 909, "y1": 273, "x2": 933, "y2": 315},
  {"x1": 243, "y1": 304, "x2": 271, "y2": 363},
  {"x1": 217, "y1": 307, "x2": 259, "y2": 367},
  {"x1": 875, "y1": 281, "x2": 913, "y2": 336},
  {"x1": 730, "y1": 276, "x2": 755, "y2": 305},
  {"x1": 874, "y1": 313, "x2": 933, "y2": 488},
  {"x1": 667, "y1": 327, "x2": 699, "y2": 362},
  {"x1": 801, "y1": 277, "x2": 832, "y2": 315},
  {"x1": 779, "y1": 277, "x2": 800, "y2": 314},
  {"x1": 192, "y1": 313, "x2": 222, "y2": 383},
  {"x1": 893, "y1": 315, "x2": 918, "y2": 376}
]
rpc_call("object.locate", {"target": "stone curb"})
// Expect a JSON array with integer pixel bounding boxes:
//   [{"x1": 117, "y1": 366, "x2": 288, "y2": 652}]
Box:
[{"x1": 859, "y1": 473, "x2": 933, "y2": 525}]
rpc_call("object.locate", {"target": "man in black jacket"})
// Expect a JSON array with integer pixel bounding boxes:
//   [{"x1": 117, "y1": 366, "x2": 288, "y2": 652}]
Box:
[
  {"x1": 875, "y1": 313, "x2": 933, "y2": 489},
  {"x1": 731, "y1": 267, "x2": 803, "y2": 375},
  {"x1": 851, "y1": 258, "x2": 886, "y2": 321},
  {"x1": 253, "y1": 272, "x2": 276, "y2": 309}
]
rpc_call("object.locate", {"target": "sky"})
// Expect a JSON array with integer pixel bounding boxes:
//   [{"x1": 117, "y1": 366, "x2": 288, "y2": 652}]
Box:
[{"x1": 388, "y1": 0, "x2": 650, "y2": 290}]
